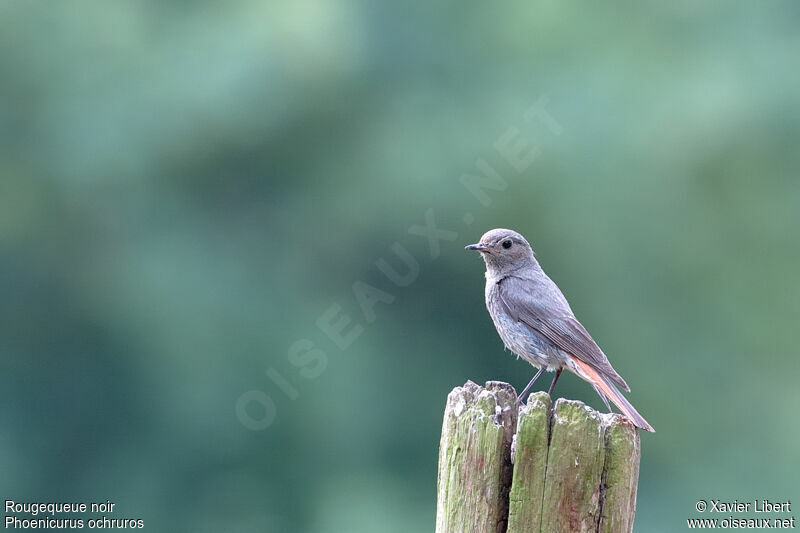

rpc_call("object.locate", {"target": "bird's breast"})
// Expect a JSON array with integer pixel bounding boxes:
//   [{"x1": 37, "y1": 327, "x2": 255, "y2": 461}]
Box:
[{"x1": 484, "y1": 279, "x2": 567, "y2": 370}]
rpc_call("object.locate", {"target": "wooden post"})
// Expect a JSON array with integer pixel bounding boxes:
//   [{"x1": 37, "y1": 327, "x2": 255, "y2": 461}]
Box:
[
  {"x1": 436, "y1": 382, "x2": 641, "y2": 533},
  {"x1": 436, "y1": 381, "x2": 517, "y2": 533}
]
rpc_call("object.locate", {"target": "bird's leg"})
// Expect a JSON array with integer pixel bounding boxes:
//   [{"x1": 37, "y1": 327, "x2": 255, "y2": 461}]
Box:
[
  {"x1": 547, "y1": 368, "x2": 563, "y2": 397},
  {"x1": 517, "y1": 367, "x2": 545, "y2": 404}
]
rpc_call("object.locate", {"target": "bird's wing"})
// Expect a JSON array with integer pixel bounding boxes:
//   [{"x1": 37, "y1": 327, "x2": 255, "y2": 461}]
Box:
[{"x1": 497, "y1": 274, "x2": 630, "y2": 391}]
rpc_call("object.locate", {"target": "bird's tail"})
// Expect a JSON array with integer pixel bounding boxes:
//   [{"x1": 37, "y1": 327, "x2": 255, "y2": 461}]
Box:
[{"x1": 572, "y1": 358, "x2": 655, "y2": 432}]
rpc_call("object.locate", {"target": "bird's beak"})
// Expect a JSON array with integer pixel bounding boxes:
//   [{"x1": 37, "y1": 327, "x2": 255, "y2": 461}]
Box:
[{"x1": 465, "y1": 243, "x2": 491, "y2": 252}]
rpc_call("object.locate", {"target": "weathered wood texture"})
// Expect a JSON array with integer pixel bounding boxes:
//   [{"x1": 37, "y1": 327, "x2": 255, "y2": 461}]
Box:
[
  {"x1": 436, "y1": 381, "x2": 517, "y2": 533},
  {"x1": 436, "y1": 382, "x2": 641, "y2": 533}
]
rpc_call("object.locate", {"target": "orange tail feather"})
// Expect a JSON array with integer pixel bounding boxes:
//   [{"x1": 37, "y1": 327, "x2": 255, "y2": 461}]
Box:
[{"x1": 571, "y1": 358, "x2": 655, "y2": 432}]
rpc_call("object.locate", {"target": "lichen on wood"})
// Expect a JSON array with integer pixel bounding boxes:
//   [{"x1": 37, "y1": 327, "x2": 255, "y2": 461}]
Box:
[
  {"x1": 436, "y1": 382, "x2": 642, "y2": 533},
  {"x1": 507, "y1": 391, "x2": 550, "y2": 533},
  {"x1": 597, "y1": 414, "x2": 640, "y2": 533},
  {"x1": 435, "y1": 380, "x2": 517, "y2": 533},
  {"x1": 538, "y1": 399, "x2": 608, "y2": 533}
]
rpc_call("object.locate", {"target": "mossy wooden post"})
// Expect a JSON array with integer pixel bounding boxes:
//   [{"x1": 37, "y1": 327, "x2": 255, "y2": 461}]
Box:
[
  {"x1": 436, "y1": 382, "x2": 641, "y2": 533},
  {"x1": 435, "y1": 381, "x2": 517, "y2": 533}
]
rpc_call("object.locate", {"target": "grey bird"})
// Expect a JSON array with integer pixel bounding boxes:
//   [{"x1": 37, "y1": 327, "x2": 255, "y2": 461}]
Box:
[{"x1": 466, "y1": 228, "x2": 654, "y2": 432}]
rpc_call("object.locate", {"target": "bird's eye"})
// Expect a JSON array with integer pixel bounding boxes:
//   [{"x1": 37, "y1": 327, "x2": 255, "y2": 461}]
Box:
[{"x1": 502, "y1": 240, "x2": 512, "y2": 249}]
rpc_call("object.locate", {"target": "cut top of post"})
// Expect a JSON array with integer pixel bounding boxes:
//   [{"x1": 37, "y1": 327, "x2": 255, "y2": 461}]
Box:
[{"x1": 436, "y1": 382, "x2": 641, "y2": 533}]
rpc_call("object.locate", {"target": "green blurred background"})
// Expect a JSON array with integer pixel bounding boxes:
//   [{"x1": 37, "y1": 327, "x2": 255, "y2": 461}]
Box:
[{"x1": 2, "y1": 1, "x2": 799, "y2": 531}]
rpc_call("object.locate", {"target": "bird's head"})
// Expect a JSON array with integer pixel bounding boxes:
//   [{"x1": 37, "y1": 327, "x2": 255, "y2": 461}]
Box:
[{"x1": 465, "y1": 228, "x2": 538, "y2": 277}]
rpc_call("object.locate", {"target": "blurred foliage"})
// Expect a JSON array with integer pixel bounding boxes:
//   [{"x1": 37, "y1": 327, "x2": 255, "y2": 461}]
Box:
[{"x1": 1, "y1": 1, "x2": 799, "y2": 531}]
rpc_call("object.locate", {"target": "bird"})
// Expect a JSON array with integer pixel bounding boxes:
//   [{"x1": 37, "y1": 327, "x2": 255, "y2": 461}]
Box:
[{"x1": 465, "y1": 228, "x2": 654, "y2": 432}]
